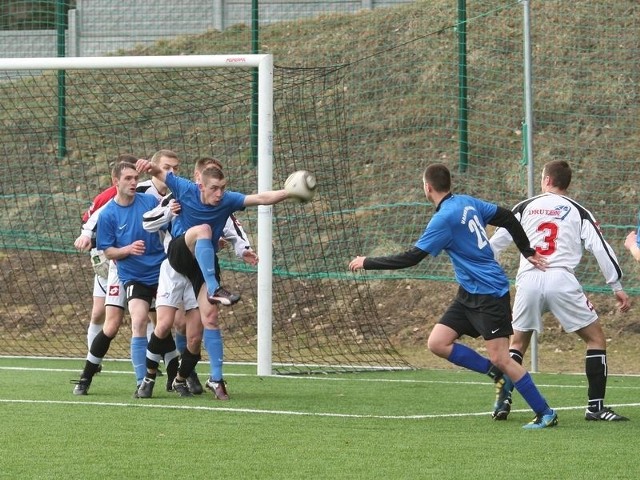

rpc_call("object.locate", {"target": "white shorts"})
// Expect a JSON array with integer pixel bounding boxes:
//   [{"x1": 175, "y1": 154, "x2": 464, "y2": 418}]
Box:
[
  {"x1": 104, "y1": 260, "x2": 127, "y2": 309},
  {"x1": 155, "y1": 259, "x2": 198, "y2": 311},
  {"x1": 512, "y1": 268, "x2": 598, "y2": 334},
  {"x1": 92, "y1": 274, "x2": 108, "y2": 298}
]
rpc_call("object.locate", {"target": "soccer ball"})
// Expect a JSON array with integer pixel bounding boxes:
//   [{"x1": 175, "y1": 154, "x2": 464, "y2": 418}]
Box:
[{"x1": 284, "y1": 170, "x2": 317, "y2": 203}]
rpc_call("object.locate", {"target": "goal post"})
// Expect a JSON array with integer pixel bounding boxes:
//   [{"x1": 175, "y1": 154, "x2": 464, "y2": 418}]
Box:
[
  {"x1": 0, "y1": 54, "x2": 410, "y2": 375},
  {"x1": 1, "y1": 54, "x2": 276, "y2": 375}
]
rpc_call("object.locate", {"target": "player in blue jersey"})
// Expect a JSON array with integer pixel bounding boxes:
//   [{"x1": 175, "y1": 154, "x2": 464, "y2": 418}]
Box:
[
  {"x1": 72, "y1": 153, "x2": 139, "y2": 367},
  {"x1": 136, "y1": 157, "x2": 301, "y2": 399},
  {"x1": 349, "y1": 163, "x2": 558, "y2": 429},
  {"x1": 140, "y1": 157, "x2": 258, "y2": 398},
  {"x1": 72, "y1": 161, "x2": 167, "y2": 397}
]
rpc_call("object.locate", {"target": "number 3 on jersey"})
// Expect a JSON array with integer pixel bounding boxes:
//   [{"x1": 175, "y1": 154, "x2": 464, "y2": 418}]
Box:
[
  {"x1": 468, "y1": 214, "x2": 490, "y2": 249},
  {"x1": 536, "y1": 221, "x2": 558, "y2": 255}
]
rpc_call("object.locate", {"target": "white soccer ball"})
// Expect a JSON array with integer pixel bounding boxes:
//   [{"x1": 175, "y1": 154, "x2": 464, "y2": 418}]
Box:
[{"x1": 284, "y1": 170, "x2": 317, "y2": 203}]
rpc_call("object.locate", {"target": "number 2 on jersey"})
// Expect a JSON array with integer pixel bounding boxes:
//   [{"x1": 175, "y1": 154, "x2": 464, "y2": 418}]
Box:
[
  {"x1": 536, "y1": 221, "x2": 558, "y2": 255},
  {"x1": 468, "y1": 215, "x2": 490, "y2": 249}
]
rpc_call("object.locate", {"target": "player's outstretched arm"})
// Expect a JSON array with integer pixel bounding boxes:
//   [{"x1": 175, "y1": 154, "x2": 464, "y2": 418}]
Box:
[
  {"x1": 349, "y1": 256, "x2": 366, "y2": 272},
  {"x1": 349, "y1": 247, "x2": 428, "y2": 272},
  {"x1": 136, "y1": 159, "x2": 167, "y2": 183},
  {"x1": 244, "y1": 189, "x2": 290, "y2": 207}
]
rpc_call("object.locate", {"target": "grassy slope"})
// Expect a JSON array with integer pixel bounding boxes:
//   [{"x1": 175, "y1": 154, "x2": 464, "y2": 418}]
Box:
[
  {"x1": 1, "y1": 0, "x2": 639, "y2": 371},
  {"x1": 128, "y1": 1, "x2": 640, "y2": 372}
]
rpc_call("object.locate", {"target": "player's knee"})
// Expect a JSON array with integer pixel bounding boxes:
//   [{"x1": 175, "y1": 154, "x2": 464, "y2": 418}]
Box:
[
  {"x1": 187, "y1": 338, "x2": 202, "y2": 353},
  {"x1": 193, "y1": 223, "x2": 212, "y2": 238},
  {"x1": 426, "y1": 337, "x2": 447, "y2": 358}
]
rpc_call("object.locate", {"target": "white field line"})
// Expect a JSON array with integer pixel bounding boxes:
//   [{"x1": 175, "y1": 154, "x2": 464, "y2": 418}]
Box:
[
  {"x1": 1, "y1": 365, "x2": 640, "y2": 391},
  {"x1": 2, "y1": 363, "x2": 640, "y2": 419},
  {"x1": 2, "y1": 397, "x2": 640, "y2": 420}
]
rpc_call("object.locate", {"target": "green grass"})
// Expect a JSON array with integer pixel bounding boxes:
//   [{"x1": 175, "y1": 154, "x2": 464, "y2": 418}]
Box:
[{"x1": 1, "y1": 358, "x2": 639, "y2": 479}]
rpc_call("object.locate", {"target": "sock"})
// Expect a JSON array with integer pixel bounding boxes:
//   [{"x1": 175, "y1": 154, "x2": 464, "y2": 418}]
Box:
[
  {"x1": 165, "y1": 356, "x2": 179, "y2": 383},
  {"x1": 175, "y1": 332, "x2": 187, "y2": 354},
  {"x1": 195, "y1": 238, "x2": 219, "y2": 295},
  {"x1": 164, "y1": 349, "x2": 180, "y2": 368},
  {"x1": 80, "y1": 360, "x2": 101, "y2": 380},
  {"x1": 502, "y1": 348, "x2": 524, "y2": 394},
  {"x1": 514, "y1": 372, "x2": 551, "y2": 416},
  {"x1": 203, "y1": 328, "x2": 224, "y2": 380},
  {"x1": 87, "y1": 323, "x2": 103, "y2": 350},
  {"x1": 586, "y1": 349, "x2": 607, "y2": 412},
  {"x1": 162, "y1": 333, "x2": 179, "y2": 380},
  {"x1": 146, "y1": 321, "x2": 155, "y2": 342},
  {"x1": 83, "y1": 330, "x2": 114, "y2": 379},
  {"x1": 131, "y1": 336, "x2": 148, "y2": 385},
  {"x1": 145, "y1": 333, "x2": 162, "y2": 370},
  {"x1": 510, "y1": 348, "x2": 524, "y2": 365},
  {"x1": 447, "y1": 343, "x2": 492, "y2": 375},
  {"x1": 88, "y1": 330, "x2": 113, "y2": 364},
  {"x1": 178, "y1": 348, "x2": 201, "y2": 379},
  {"x1": 486, "y1": 364, "x2": 503, "y2": 381}
]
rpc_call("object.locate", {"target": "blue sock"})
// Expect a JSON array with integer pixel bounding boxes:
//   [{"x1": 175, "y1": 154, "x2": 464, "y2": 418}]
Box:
[
  {"x1": 130, "y1": 336, "x2": 148, "y2": 385},
  {"x1": 195, "y1": 238, "x2": 219, "y2": 295},
  {"x1": 514, "y1": 372, "x2": 551, "y2": 415},
  {"x1": 203, "y1": 328, "x2": 223, "y2": 381},
  {"x1": 447, "y1": 343, "x2": 492, "y2": 374},
  {"x1": 175, "y1": 332, "x2": 187, "y2": 354}
]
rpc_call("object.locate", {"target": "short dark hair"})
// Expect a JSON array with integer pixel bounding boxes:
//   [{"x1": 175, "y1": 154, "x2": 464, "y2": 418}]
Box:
[
  {"x1": 112, "y1": 160, "x2": 137, "y2": 179},
  {"x1": 116, "y1": 153, "x2": 138, "y2": 164},
  {"x1": 423, "y1": 163, "x2": 451, "y2": 192},
  {"x1": 543, "y1": 160, "x2": 571, "y2": 190},
  {"x1": 108, "y1": 153, "x2": 137, "y2": 170}
]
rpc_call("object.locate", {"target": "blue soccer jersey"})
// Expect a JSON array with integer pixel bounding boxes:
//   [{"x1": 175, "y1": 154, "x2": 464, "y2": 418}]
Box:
[
  {"x1": 415, "y1": 194, "x2": 510, "y2": 296},
  {"x1": 164, "y1": 172, "x2": 246, "y2": 250},
  {"x1": 96, "y1": 193, "x2": 165, "y2": 286}
]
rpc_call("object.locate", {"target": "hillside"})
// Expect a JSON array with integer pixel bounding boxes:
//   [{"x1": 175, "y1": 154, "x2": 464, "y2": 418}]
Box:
[{"x1": 1, "y1": 0, "x2": 639, "y2": 373}]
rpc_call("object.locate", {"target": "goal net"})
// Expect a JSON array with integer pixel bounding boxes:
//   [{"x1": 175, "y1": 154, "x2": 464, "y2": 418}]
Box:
[{"x1": 0, "y1": 54, "x2": 409, "y2": 374}]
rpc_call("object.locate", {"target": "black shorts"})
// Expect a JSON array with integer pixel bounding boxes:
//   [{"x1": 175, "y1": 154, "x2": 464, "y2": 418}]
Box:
[
  {"x1": 123, "y1": 281, "x2": 158, "y2": 307},
  {"x1": 439, "y1": 286, "x2": 513, "y2": 340},
  {"x1": 167, "y1": 234, "x2": 221, "y2": 298}
]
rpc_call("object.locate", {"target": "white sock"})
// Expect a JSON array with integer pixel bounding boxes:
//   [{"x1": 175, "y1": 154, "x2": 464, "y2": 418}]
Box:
[
  {"x1": 87, "y1": 323, "x2": 103, "y2": 350},
  {"x1": 146, "y1": 321, "x2": 155, "y2": 342}
]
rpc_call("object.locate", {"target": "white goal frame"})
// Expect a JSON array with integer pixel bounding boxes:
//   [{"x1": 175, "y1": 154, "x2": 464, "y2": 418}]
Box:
[{"x1": 1, "y1": 54, "x2": 276, "y2": 376}]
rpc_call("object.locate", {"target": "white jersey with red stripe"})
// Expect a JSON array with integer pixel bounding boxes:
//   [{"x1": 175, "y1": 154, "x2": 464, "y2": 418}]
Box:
[{"x1": 490, "y1": 192, "x2": 623, "y2": 291}]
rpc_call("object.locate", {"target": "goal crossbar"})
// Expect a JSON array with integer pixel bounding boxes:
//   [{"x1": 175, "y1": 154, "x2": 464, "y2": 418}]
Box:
[{"x1": 0, "y1": 54, "x2": 271, "y2": 71}]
